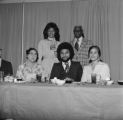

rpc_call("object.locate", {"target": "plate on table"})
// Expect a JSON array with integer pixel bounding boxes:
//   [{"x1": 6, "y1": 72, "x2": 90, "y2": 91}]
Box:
[
  {"x1": 65, "y1": 80, "x2": 73, "y2": 84},
  {"x1": 14, "y1": 78, "x2": 26, "y2": 83},
  {"x1": 117, "y1": 80, "x2": 123, "y2": 85},
  {"x1": 72, "y1": 82, "x2": 81, "y2": 85},
  {"x1": 65, "y1": 78, "x2": 73, "y2": 84}
]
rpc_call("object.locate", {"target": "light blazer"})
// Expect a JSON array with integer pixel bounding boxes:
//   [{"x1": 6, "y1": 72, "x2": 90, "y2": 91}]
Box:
[
  {"x1": 0, "y1": 59, "x2": 13, "y2": 76},
  {"x1": 50, "y1": 61, "x2": 83, "y2": 82},
  {"x1": 71, "y1": 37, "x2": 93, "y2": 67}
]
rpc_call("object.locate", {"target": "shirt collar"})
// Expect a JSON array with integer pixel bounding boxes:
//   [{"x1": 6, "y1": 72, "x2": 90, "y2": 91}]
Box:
[
  {"x1": 48, "y1": 37, "x2": 55, "y2": 41},
  {"x1": 74, "y1": 36, "x2": 83, "y2": 46},
  {"x1": 62, "y1": 60, "x2": 71, "y2": 69}
]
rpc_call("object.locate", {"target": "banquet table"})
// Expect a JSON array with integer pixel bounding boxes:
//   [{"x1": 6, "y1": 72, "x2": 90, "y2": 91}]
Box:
[{"x1": 0, "y1": 82, "x2": 123, "y2": 120}]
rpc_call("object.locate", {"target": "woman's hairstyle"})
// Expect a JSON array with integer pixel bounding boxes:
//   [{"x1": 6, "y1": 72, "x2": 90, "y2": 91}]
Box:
[
  {"x1": 43, "y1": 22, "x2": 60, "y2": 41},
  {"x1": 26, "y1": 48, "x2": 39, "y2": 62},
  {"x1": 73, "y1": 25, "x2": 85, "y2": 38},
  {"x1": 57, "y1": 42, "x2": 74, "y2": 61},
  {"x1": 88, "y1": 45, "x2": 101, "y2": 63}
]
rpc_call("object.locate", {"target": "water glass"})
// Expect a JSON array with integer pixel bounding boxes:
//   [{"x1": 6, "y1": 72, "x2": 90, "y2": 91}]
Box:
[
  {"x1": 36, "y1": 74, "x2": 42, "y2": 82},
  {"x1": 0, "y1": 71, "x2": 4, "y2": 82},
  {"x1": 91, "y1": 73, "x2": 96, "y2": 84}
]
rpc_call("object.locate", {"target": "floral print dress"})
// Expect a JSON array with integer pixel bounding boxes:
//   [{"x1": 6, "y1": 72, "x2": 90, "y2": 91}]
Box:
[{"x1": 16, "y1": 62, "x2": 44, "y2": 82}]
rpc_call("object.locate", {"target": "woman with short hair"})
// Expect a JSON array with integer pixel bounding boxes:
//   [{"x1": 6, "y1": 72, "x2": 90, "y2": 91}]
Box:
[{"x1": 16, "y1": 48, "x2": 44, "y2": 82}]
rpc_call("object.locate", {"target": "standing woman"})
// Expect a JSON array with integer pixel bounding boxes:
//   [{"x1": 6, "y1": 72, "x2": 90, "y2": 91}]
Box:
[
  {"x1": 81, "y1": 45, "x2": 110, "y2": 83},
  {"x1": 38, "y1": 22, "x2": 60, "y2": 80}
]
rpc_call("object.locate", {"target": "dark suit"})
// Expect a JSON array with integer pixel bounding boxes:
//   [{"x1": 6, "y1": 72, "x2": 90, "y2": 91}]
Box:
[
  {"x1": 0, "y1": 59, "x2": 13, "y2": 76},
  {"x1": 50, "y1": 61, "x2": 83, "y2": 82}
]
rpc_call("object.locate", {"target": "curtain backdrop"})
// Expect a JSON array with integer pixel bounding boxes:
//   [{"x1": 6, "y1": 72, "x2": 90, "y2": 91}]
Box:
[
  {"x1": 120, "y1": 0, "x2": 123, "y2": 80},
  {"x1": 0, "y1": 0, "x2": 122, "y2": 80},
  {"x1": 0, "y1": 3, "x2": 23, "y2": 75}
]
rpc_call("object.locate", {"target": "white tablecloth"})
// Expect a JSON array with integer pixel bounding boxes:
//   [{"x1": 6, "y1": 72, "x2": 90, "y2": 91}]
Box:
[{"x1": 0, "y1": 83, "x2": 123, "y2": 120}]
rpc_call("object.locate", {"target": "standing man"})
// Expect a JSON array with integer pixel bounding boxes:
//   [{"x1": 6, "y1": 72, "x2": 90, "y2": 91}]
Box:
[
  {"x1": 0, "y1": 49, "x2": 13, "y2": 76},
  {"x1": 71, "y1": 25, "x2": 93, "y2": 67},
  {"x1": 50, "y1": 42, "x2": 82, "y2": 82}
]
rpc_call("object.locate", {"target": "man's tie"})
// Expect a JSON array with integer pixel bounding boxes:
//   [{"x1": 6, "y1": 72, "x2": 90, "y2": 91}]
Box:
[
  {"x1": 65, "y1": 62, "x2": 70, "y2": 73},
  {"x1": 75, "y1": 40, "x2": 79, "y2": 51}
]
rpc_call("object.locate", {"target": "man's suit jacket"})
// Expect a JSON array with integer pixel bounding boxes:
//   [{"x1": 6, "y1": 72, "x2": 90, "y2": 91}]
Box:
[
  {"x1": 50, "y1": 61, "x2": 83, "y2": 82},
  {"x1": 0, "y1": 59, "x2": 13, "y2": 76},
  {"x1": 71, "y1": 37, "x2": 93, "y2": 67}
]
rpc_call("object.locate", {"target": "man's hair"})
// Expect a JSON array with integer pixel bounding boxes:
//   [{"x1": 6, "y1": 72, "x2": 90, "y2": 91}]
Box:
[
  {"x1": 57, "y1": 42, "x2": 74, "y2": 61},
  {"x1": 73, "y1": 25, "x2": 84, "y2": 38}
]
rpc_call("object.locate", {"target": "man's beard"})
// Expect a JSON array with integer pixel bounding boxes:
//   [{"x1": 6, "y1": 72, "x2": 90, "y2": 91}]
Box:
[{"x1": 61, "y1": 57, "x2": 70, "y2": 62}]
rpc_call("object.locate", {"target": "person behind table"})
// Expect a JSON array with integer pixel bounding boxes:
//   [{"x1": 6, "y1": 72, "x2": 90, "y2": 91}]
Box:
[
  {"x1": 16, "y1": 48, "x2": 45, "y2": 82},
  {"x1": 71, "y1": 25, "x2": 93, "y2": 67},
  {"x1": 0, "y1": 48, "x2": 13, "y2": 76},
  {"x1": 38, "y1": 22, "x2": 61, "y2": 80},
  {"x1": 81, "y1": 45, "x2": 110, "y2": 83},
  {"x1": 50, "y1": 42, "x2": 83, "y2": 82}
]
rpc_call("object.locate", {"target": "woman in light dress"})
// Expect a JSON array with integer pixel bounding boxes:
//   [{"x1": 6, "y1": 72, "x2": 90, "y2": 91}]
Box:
[
  {"x1": 81, "y1": 45, "x2": 110, "y2": 83},
  {"x1": 38, "y1": 22, "x2": 60, "y2": 80},
  {"x1": 16, "y1": 48, "x2": 44, "y2": 82}
]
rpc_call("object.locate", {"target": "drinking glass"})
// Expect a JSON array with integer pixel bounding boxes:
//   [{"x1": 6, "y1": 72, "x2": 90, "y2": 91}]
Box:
[
  {"x1": 91, "y1": 73, "x2": 96, "y2": 84},
  {"x1": 0, "y1": 71, "x2": 4, "y2": 82}
]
